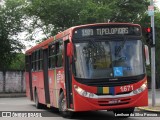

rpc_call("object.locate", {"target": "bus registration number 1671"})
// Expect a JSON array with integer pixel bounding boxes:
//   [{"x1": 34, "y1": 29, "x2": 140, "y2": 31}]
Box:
[{"x1": 120, "y1": 85, "x2": 134, "y2": 92}]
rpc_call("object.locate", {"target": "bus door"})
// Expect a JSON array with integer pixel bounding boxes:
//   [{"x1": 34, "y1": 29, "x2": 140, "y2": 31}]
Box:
[
  {"x1": 64, "y1": 40, "x2": 73, "y2": 109},
  {"x1": 43, "y1": 49, "x2": 50, "y2": 105}
]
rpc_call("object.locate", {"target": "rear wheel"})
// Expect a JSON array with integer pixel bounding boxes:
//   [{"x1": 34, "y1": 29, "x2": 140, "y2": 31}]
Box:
[
  {"x1": 113, "y1": 107, "x2": 135, "y2": 117},
  {"x1": 58, "y1": 92, "x2": 73, "y2": 118}
]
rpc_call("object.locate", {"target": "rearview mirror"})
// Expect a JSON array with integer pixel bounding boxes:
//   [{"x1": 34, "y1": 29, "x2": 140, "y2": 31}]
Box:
[{"x1": 144, "y1": 45, "x2": 150, "y2": 66}]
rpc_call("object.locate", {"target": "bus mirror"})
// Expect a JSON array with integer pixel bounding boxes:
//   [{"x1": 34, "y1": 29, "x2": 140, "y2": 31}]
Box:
[
  {"x1": 67, "y1": 43, "x2": 73, "y2": 57},
  {"x1": 144, "y1": 45, "x2": 150, "y2": 65}
]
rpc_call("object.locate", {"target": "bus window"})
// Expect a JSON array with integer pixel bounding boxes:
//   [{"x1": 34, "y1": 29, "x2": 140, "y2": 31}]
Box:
[
  {"x1": 56, "y1": 41, "x2": 63, "y2": 67},
  {"x1": 36, "y1": 51, "x2": 39, "y2": 70},
  {"x1": 40, "y1": 50, "x2": 43, "y2": 70},
  {"x1": 37, "y1": 49, "x2": 43, "y2": 70},
  {"x1": 48, "y1": 44, "x2": 56, "y2": 69},
  {"x1": 31, "y1": 52, "x2": 36, "y2": 71}
]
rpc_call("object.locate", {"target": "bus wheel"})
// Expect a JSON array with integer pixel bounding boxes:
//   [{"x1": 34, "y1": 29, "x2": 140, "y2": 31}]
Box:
[
  {"x1": 35, "y1": 90, "x2": 43, "y2": 109},
  {"x1": 113, "y1": 107, "x2": 135, "y2": 117},
  {"x1": 58, "y1": 92, "x2": 73, "y2": 118}
]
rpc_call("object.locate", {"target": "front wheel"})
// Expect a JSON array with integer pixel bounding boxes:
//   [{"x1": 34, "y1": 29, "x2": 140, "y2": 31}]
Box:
[
  {"x1": 58, "y1": 92, "x2": 73, "y2": 118},
  {"x1": 113, "y1": 107, "x2": 135, "y2": 117}
]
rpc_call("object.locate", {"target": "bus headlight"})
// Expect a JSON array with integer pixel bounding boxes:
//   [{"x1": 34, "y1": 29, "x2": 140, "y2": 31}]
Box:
[
  {"x1": 74, "y1": 85, "x2": 96, "y2": 98},
  {"x1": 133, "y1": 82, "x2": 147, "y2": 95}
]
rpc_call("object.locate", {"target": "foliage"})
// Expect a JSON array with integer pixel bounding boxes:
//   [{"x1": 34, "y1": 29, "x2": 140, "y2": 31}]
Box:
[
  {"x1": 8, "y1": 53, "x2": 25, "y2": 70},
  {"x1": 154, "y1": 11, "x2": 160, "y2": 81},
  {"x1": 139, "y1": 8, "x2": 160, "y2": 79},
  {"x1": 25, "y1": 0, "x2": 149, "y2": 38},
  {"x1": 0, "y1": 0, "x2": 26, "y2": 69}
]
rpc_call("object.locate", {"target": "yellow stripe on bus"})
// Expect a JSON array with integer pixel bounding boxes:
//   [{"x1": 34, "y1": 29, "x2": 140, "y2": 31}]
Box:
[{"x1": 103, "y1": 87, "x2": 109, "y2": 94}]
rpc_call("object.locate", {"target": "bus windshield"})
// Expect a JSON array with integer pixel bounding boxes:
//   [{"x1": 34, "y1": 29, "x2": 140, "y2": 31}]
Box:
[{"x1": 73, "y1": 39, "x2": 144, "y2": 79}]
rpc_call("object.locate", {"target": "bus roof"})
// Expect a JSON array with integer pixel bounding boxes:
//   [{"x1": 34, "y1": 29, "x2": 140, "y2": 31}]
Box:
[{"x1": 25, "y1": 22, "x2": 140, "y2": 54}]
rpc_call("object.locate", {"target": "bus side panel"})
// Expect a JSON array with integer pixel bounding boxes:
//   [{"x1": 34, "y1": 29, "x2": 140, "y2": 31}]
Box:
[
  {"x1": 25, "y1": 72, "x2": 31, "y2": 99},
  {"x1": 48, "y1": 70, "x2": 55, "y2": 107},
  {"x1": 48, "y1": 68, "x2": 65, "y2": 108},
  {"x1": 32, "y1": 71, "x2": 45, "y2": 104},
  {"x1": 48, "y1": 69, "x2": 60, "y2": 108},
  {"x1": 56, "y1": 68, "x2": 65, "y2": 93}
]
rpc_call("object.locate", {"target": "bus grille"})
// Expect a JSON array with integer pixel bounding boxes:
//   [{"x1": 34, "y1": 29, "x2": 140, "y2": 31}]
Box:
[
  {"x1": 75, "y1": 74, "x2": 145, "y2": 87},
  {"x1": 98, "y1": 98, "x2": 131, "y2": 106}
]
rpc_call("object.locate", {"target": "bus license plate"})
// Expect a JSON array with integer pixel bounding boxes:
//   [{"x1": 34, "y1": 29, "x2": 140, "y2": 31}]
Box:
[{"x1": 108, "y1": 99, "x2": 121, "y2": 104}]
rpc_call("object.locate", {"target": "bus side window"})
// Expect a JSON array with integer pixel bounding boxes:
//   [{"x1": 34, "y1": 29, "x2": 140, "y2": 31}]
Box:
[
  {"x1": 34, "y1": 51, "x2": 37, "y2": 71},
  {"x1": 40, "y1": 50, "x2": 43, "y2": 70},
  {"x1": 56, "y1": 41, "x2": 63, "y2": 67},
  {"x1": 48, "y1": 44, "x2": 56, "y2": 69},
  {"x1": 37, "y1": 49, "x2": 43, "y2": 70},
  {"x1": 31, "y1": 52, "x2": 35, "y2": 71},
  {"x1": 31, "y1": 53, "x2": 33, "y2": 71},
  {"x1": 36, "y1": 50, "x2": 39, "y2": 71}
]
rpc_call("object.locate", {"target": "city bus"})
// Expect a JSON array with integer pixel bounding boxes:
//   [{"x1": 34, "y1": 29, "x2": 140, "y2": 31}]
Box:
[{"x1": 25, "y1": 23, "x2": 149, "y2": 118}]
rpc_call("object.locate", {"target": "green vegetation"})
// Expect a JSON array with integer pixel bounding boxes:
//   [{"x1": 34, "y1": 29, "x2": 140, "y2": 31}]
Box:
[
  {"x1": 0, "y1": 0, "x2": 25, "y2": 69},
  {"x1": 8, "y1": 53, "x2": 25, "y2": 70},
  {"x1": 25, "y1": 0, "x2": 149, "y2": 36}
]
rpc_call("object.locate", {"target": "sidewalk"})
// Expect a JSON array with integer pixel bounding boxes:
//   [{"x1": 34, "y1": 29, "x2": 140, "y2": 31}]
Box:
[
  {"x1": 0, "y1": 92, "x2": 26, "y2": 98},
  {"x1": 138, "y1": 89, "x2": 160, "y2": 113}
]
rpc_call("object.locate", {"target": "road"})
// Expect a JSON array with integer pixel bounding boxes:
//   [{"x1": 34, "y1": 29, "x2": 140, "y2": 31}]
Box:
[{"x1": 0, "y1": 97, "x2": 159, "y2": 120}]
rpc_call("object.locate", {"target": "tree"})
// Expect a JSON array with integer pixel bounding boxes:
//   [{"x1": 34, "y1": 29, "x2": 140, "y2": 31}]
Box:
[
  {"x1": 0, "y1": 0, "x2": 26, "y2": 69},
  {"x1": 26, "y1": 0, "x2": 84, "y2": 36},
  {"x1": 154, "y1": 10, "x2": 160, "y2": 88},
  {"x1": 139, "y1": 8, "x2": 160, "y2": 88},
  {"x1": 110, "y1": 0, "x2": 149, "y2": 22},
  {"x1": 25, "y1": 0, "x2": 149, "y2": 40},
  {"x1": 8, "y1": 53, "x2": 25, "y2": 70}
]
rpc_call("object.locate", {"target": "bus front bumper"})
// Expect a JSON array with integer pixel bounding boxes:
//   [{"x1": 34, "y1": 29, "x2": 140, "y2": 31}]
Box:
[{"x1": 73, "y1": 89, "x2": 148, "y2": 112}]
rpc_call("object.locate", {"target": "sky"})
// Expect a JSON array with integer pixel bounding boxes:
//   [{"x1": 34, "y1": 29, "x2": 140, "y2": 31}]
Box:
[{"x1": 155, "y1": 0, "x2": 160, "y2": 9}]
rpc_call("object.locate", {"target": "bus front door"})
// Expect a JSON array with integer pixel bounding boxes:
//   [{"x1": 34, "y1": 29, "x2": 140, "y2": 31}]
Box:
[{"x1": 64, "y1": 41, "x2": 73, "y2": 109}]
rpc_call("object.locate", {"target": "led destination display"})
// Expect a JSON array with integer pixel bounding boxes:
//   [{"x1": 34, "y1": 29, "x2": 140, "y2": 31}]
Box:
[{"x1": 73, "y1": 25, "x2": 141, "y2": 38}]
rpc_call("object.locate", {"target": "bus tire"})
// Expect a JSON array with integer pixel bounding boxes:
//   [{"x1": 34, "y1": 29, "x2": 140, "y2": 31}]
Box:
[
  {"x1": 58, "y1": 92, "x2": 73, "y2": 118},
  {"x1": 113, "y1": 107, "x2": 135, "y2": 117},
  {"x1": 34, "y1": 90, "x2": 43, "y2": 109}
]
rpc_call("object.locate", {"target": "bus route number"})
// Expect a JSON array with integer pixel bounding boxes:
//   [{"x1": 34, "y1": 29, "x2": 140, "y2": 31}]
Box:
[
  {"x1": 120, "y1": 85, "x2": 133, "y2": 92},
  {"x1": 82, "y1": 29, "x2": 93, "y2": 37}
]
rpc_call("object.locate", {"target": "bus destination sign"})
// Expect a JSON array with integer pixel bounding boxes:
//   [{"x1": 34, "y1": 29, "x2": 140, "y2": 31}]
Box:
[{"x1": 73, "y1": 26, "x2": 141, "y2": 38}]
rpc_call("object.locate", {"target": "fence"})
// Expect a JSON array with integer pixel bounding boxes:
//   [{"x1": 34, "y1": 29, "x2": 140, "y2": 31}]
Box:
[{"x1": 0, "y1": 70, "x2": 25, "y2": 93}]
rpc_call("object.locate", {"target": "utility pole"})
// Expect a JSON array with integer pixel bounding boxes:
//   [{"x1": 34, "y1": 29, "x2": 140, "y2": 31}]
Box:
[{"x1": 150, "y1": 0, "x2": 156, "y2": 107}]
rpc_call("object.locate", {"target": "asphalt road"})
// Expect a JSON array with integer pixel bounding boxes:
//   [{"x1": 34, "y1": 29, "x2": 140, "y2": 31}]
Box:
[{"x1": 0, "y1": 97, "x2": 159, "y2": 120}]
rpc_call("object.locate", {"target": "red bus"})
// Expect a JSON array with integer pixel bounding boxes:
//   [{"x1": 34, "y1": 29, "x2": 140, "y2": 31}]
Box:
[{"x1": 25, "y1": 23, "x2": 149, "y2": 118}]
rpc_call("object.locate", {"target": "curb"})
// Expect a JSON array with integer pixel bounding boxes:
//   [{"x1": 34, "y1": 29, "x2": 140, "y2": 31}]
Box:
[
  {"x1": 137, "y1": 107, "x2": 160, "y2": 113},
  {"x1": 0, "y1": 93, "x2": 26, "y2": 98}
]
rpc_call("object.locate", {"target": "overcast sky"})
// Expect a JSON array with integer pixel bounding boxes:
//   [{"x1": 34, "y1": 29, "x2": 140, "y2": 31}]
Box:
[{"x1": 155, "y1": 1, "x2": 160, "y2": 9}]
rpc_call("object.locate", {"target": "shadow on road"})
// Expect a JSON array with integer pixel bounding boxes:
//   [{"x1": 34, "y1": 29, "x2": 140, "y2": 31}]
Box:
[{"x1": 31, "y1": 104, "x2": 137, "y2": 120}]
